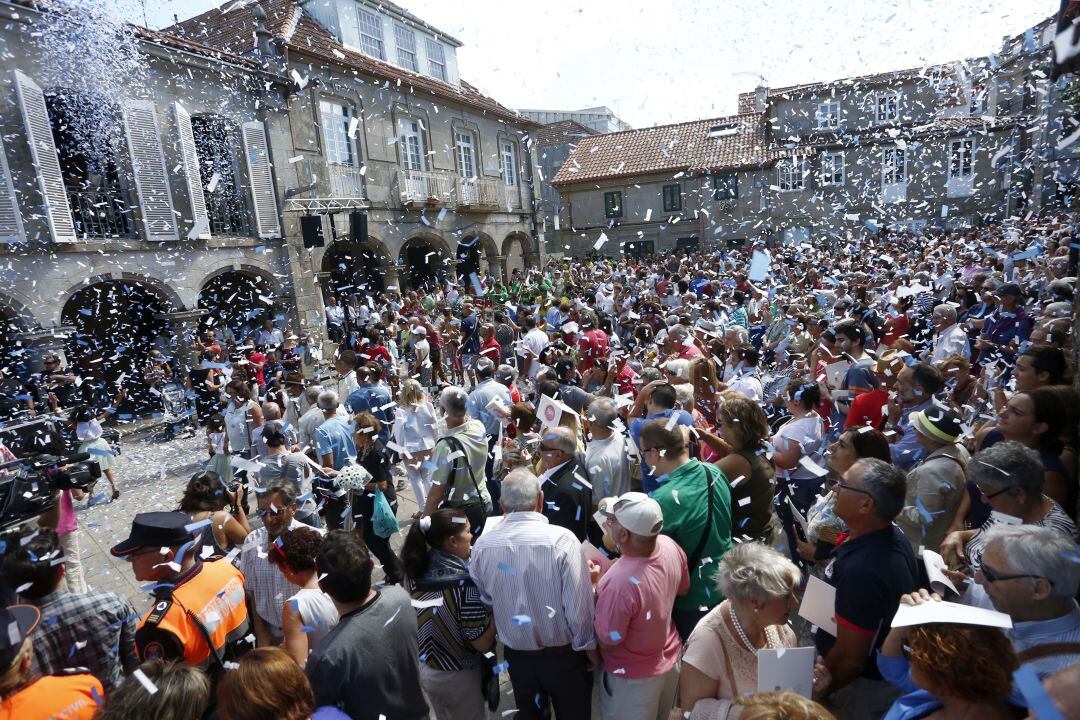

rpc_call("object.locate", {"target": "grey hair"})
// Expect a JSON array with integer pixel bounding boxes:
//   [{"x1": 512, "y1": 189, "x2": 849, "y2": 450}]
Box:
[
  {"x1": 317, "y1": 390, "x2": 339, "y2": 411},
  {"x1": 587, "y1": 397, "x2": 619, "y2": 430},
  {"x1": 716, "y1": 542, "x2": 802, "y2": 603},
  {"x1": 932, "y1": 304, "x2": 958, "y2": 323},
  {"x1": 439, "y1": 386, "x2": 469, "y2": 418},
  {"x1": 665, "y1": 358, "x2": 690, "y2": 380},
  {"x1": 968, "y1": 442, "x2": 1044, "y2": 497},
  {"x1": 674, "y1": 383, "x2": 694, "y2": 411},
  {"x1": 304, "y1": 386, "x2": 322, "y2": 404},
  {"x1": 540, "y1": 425, "x2": 577, "y2": 455},
  {"x1": 261, "y1": 402, "x2": 281, "y2": 420},
  {"x1": 850, "y1": 458, "x2": 907, "y2": 521},
  {"x1": 725, "y1": 325, "x2": 750, "y2": 344},
  {"x1": 668, "y1": 325, "x2": 690, "y2": 341},
  {"x1": 501, "y1": 468, "x2": 541, "y2": 512},
  {"x1": 983, "y1": 524, "x2": 1080, "y2": 599}
]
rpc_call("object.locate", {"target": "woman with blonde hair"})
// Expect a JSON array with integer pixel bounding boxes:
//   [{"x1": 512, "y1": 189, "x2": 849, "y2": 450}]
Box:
[{"x1": 392, "y1": 378, "x2": 438, "y2": 514}]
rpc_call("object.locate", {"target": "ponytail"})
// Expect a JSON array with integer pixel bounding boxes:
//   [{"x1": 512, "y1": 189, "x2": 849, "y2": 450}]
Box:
[{"x1": 400, "y1": 508, "x2": 469, "y2": 580}]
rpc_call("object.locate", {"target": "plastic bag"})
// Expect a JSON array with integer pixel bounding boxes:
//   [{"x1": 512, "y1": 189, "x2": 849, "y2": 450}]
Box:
[{"x1": 372, "y1": 487, "x2": 400, "y2": 538}]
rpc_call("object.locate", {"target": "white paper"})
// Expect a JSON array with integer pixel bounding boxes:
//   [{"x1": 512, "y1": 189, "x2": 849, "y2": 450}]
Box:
[
  {"x1": 758, "y1": 646, "x2": 815, "y2": 698},
  {"x1": 786, "y1": 496, "x2": 809, "y2": 537},
  {"x1": 582, "y1": 540, "x2": 614, "y2": 578},
  {"x1": 798, "y1": 575, "x2": 837, "y2": 636},
  {"x1": 891, "y1": 600, "x2": 1012, "y2": 629},
  {"x1": 921, "y1": 549, "x2": 959, "y2": 596},
  {"x1": 797, "y1": 455, "x2": 830, "y2": 477},
  {"x1": 824, "y1": 360, "x2": 850, "y2": 389},
  {"x1": 536, "y1": 394, "x2": 564, "y2": 430},
  {"x1": 748, "y1": 250, "x2": 771, "y2": 283}
]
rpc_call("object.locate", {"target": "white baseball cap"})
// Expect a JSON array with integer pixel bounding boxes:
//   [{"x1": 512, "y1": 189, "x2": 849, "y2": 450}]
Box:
[{"x1": 600, "y1": 492, "x2": 664, "y2": 537}]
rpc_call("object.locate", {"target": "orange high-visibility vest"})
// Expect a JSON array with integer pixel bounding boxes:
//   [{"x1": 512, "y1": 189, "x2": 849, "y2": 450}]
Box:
[
  {"x1": 138, "y1": 559, "x2": 249, "y2": 669},
  {"x1": 1, "y1": 673, "x2": 103, "y2": 720}
]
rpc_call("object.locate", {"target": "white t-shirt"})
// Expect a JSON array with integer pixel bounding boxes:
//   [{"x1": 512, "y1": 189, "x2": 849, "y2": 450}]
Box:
[
  {"x1": 521, "y1": 328, "x2": 550, "y2": 378},
  {"x1": 772, "y1": 415, "x2": 826, "y2": 481}
]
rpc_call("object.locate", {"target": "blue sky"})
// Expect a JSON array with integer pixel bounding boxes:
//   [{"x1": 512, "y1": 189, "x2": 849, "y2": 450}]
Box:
[{"x1": 123, "y1": 0, "x2": 1053, "y2": 128}]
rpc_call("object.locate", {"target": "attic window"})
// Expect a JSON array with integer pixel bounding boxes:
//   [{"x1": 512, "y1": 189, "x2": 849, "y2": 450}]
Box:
[{"x1": 707, "y1": 123, "x2": 739, "y2": 138}]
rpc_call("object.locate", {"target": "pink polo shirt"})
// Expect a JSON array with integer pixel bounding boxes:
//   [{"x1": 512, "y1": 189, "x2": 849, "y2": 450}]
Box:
[
  {"x1": 594, "y1": 534, "x2": 689, "y2": 678},
  {"x1": 677, "y1": 344, "x2": 703, "y2": 360}
]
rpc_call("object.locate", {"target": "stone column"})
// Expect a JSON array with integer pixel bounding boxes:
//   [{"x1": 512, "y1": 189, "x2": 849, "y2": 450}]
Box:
[
  {"x1": 379, "y1": 264, "x2": 401, "y2": 292},
  {"x1": 487, "y1": 255, "x2": 505, "y2": 282},
  {"x1": 155, "y1": 309, "x2": 207, "y2": 381},
  {"x1": 17, "y1": 327, "x2": 74, "y2": 374}
]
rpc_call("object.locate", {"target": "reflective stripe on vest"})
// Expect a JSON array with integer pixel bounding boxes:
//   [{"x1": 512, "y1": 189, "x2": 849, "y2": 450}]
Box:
[{"x1": 138, "y1": 559, "x2": 249, "y2": 668}]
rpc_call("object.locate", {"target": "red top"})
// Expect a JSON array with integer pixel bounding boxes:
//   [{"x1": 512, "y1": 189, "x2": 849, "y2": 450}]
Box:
[
  {"x1": 247, "y1": 351, "x2": 266, "y2": 387},
  {"x1": 577, "y1": 329, "x2": 611, "y2": 372},
  {"x1": 479, "y1": 338, "x2": 502, "y2": 365},
  {"x1": 844, "y1": 389, "x2": 888, "y2": 430},
  {"x1": 359, "y1": 344, "x2": 393, "y2": 367},
  {"x1": 881, "y1": 312, "x2": 909, "y2": 348}
]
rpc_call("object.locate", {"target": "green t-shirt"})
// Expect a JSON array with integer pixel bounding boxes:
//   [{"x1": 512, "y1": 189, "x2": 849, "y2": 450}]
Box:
[{"x1": 652, "y1": 459, "x2": 733, "y2": 611}]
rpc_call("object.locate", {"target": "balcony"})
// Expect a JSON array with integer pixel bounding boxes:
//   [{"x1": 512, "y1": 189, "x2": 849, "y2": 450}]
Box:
[
  {"x1": 68, "y1": 187, "x2": 132, "y2": 239},
  {"x1": 398, "y1": 169, "x2": 454, "y2": 207},
  {"x1": 457, "y1": 176, "x2": 528, "y2": 212},
  {"x1": 325, "y1": 163, "x2": 367, "y2": 199}
]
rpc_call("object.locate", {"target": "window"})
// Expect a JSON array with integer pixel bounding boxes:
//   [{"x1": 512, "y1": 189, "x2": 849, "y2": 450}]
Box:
[
  {"x1": 604, "y1": 190, "x2": 622, "y2": 218},
  {"x1": 949, "y1": 139, "x2": 974, "y2": 179},
  {"x1": 357, "y1": 8, "x2": 385, "y2": 60},
  {"x1": 707, "y1": 123, "x2": 739, "y2": 138},
  {"x1": 882, "y1": 147, "x2": 907, "y2": 184},
  {"x1": 319, "y1": 100, "x2": 355, "y2": 166},
  {"x1": 394, "y1": 25, "x2": 418, "y2": 72},
  {"x1": 192, "y1": 115, "x2": 250, "y2": 236},
  {"x1": 820, "y1": 152, "x2": 845, "y2": 186},
  {"x1": 816, "y1": 101, "x2": 840, "y2": 129},
  {"x1": 713, "y1": 173, "x2": 738, "y2": 201},
  {"x1": 398, "y1": 118, "x2": 425, "y2": 171},
  {"x1": 500, "y1": 141, "x2": 517, "y2": 186},
  {"x1": 426, "y1": 38, "x2": 447, "y2": 82},
  {"x1": 455, "y1": 130, "x2": 476, "y2": 178},
  {"x1": 875, "y1": 91, "x2": 900, "y2": 124},
  {"x1": 662, "y1": 183, "x2": 682, "y2": 212},
  {"x1": 777, "y1": 156, "x2": 808, "y2": 191},
  {"x1": 969, "y1": 84, "x2": 985, "y2": 115}
]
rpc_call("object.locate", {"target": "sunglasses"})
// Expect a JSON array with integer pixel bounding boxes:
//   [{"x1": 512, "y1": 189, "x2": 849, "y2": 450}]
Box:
[
  {"x1": 979, "y1": 562, "x2": 1051, "y2": 586},
  {"x1": 977, "y1": 485, "x2": 1012, "y2": 501}
]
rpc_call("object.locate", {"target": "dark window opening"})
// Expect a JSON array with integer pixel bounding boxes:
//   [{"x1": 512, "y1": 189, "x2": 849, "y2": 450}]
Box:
[{"x1": 192, "y1": 115, "x2": 251, "y2": 237}]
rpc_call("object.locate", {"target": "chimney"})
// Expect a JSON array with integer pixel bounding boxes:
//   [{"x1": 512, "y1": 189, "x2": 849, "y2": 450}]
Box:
[
  {"x1": 753, "y1": 84, "x2": 769, "y2": 113},
  {"x1": 253, "y1": 4, "x2": 272, "y2": 57}
]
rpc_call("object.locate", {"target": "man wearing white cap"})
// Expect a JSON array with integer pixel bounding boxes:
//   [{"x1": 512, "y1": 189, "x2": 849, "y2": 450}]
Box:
[{"x1": 594, "y1": 493, "x2": 689, "y2": 720}]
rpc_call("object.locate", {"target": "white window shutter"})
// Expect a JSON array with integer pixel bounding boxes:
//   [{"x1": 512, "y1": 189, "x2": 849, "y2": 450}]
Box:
[
  {"x1": 0, "y1": 135, "x2": 24, "y2": 243},
  {"x1": 241, "y1": 120, "x2": 280, "y2": 238},
  {"x1": 11, "y1": 70, "x2": 75, "y2": 242},
  {"x1": 122, "y1": 99, "x2": 179, "y2": 241},
  {"x1": 173, "y1": 102, "x2": 210, "y2": 239}
]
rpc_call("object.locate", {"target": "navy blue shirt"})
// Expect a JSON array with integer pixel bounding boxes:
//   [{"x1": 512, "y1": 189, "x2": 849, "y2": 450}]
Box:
[
  {"x1": 815, "y1": 526, "x2": 918, "y2": 681},
  {"x1": 345, "y1": 383, "x2": 394, "y2": 444}
]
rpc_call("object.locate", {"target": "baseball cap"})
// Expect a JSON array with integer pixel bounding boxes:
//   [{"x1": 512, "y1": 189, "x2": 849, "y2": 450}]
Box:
[
  {"x1": 0, "y1": 605, "x2": 40, "y2": 670},
  {"x1": 110, "y1": 511, "x2": 198, "y2": 557},
  {"x1": 599, "y1": 492, "x2": 665, "y2": 536},
  {"x1": 412, "y1": 325, "x2": 427, "y2": 336}
]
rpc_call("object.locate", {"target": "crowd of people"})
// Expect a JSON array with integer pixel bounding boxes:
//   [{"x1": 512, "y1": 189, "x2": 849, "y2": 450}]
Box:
[{"x1": 1, "y1": 212, "x2": 1079, "y2": 720}]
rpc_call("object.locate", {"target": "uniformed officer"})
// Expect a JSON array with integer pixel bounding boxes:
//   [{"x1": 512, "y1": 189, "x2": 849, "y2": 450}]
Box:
[
  {"x1": 110, "y1": 511, "x2": 251, "y2": 677},
  {"x1": 0, "y1": 604, "x2": 102, "y2": 719}
]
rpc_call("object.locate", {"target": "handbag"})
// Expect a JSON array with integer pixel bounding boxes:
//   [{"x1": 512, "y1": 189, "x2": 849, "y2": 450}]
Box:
[
  {"x1": 371, "y1": 487, "x2": 400, "y2": 538},
  {"x1": 479, "y1": 650, "x2": 501, "y2": 711}
]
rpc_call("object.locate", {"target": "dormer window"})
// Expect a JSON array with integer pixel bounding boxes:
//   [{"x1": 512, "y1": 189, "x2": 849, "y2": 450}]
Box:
[
  {"x1": 875, "y1": 91, "x2": 900, "y2": 124},
  {"x1": 395, "y1": 24, "x2": 418, "y2": 72},
  {"x1": 707, "y1": 123, "x2": 739, "y2": 138},
  {"x1": 358, "y1": 8, "x2": 385, "y2": 60},
  {"x1": 426, "y1": 38, "x2": 447, "y2": 82}
]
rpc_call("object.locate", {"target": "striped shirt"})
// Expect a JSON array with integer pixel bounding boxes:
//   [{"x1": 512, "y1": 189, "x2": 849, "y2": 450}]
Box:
[
  {"x1": 240, "y1": 519, "x2": 322, "y2": 632},
  {"x1": 411, "y1": 581, "x2": 492, "y2": 671},
  {"x1": 469, "y1": 512, "x2": 596, "y2": 652}
]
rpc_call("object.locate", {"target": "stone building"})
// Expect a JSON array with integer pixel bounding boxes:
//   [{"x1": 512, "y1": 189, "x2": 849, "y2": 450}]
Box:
[
  {"x1": 0, "y1": 0, "x2": 542, "y2": 387},
  {"x1": 519, "y1": 107, "x2": 631, "y2": 133},
  {"x1": 533, "y1": 120, "x2": 597, "y2": 255},
  {"x1": 551, "y1": 21, "x2": 1060, "y2": 257}
]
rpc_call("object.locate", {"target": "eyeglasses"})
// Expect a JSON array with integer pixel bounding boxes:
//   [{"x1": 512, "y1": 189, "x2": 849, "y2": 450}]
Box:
[
  {"x1": 977, "y1": 485, "x2": 1012, "y2": 501},
  {"x1": 979, "y1": 561, "x2": 1051, "y2": 586},
  {"x1": 538, "y1": 444, "x2": 560, "y2": 453},
  {"x1": 835, "y1": 481, "x2": 873, "y2": 497}
]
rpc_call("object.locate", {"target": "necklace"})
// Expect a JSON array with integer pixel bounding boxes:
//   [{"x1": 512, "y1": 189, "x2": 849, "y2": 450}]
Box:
[{"x1": 728, "y1": 602, "x2": 773, "y2": 653}]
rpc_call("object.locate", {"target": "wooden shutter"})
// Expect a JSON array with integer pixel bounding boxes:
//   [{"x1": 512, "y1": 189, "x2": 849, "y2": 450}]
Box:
[
  {"x1": 122, "y1": 99, "x2": 179, "y2": 241},
  {"x1": 11, "y1": 70, "x2": 75, "y2": 242},
  {"x1": 0, "y1": 135, "x2": 24, "y2": 243},
  {"x1": 241, "y1": 120, "x2": 280, "y2": 238},
  {"x1": 173, "y1": 102, "x2": 210, "y2": 239}
]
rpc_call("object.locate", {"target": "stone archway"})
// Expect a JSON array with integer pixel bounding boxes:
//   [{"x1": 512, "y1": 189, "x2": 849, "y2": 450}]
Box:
[
  {"x1": 321, "y1": 237, "x2": 393, "y2": 297},
  {"x1": 61, "y1": 277, "x2": 180, "y2": 412},
  {"x1": 400, "y1": 234, "x2": 453, "y2": 290},
  {"x1": 455, "y1": 233, "x2": 500, "y2": 287},
  {"x1": 502, "y1": 232, "x2": 532, "y2": 280},
  {"x1": 197, "y1": 268, "x2": 281, "y2": 342}
]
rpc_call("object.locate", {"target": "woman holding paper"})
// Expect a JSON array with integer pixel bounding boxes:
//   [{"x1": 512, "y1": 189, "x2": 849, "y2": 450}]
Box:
[
  {"x1": 878, "y1": 590, "x2": 1019, "y2": 720},
  {"x1": 672, "y1": 543, "x2": 830, "y2": 720},
  {"x1": 401, "y1": 507, "x2": 496, "y2": 720}
]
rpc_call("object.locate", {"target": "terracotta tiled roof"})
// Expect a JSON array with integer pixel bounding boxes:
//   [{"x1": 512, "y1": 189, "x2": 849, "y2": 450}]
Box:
[
  {"x1": 167, "y1": 0, "x2": 537, "y2": 128},
  {"x1": 534, "y1": 120, "x2": 598, "y2": 147},
  {"x1": 551, "y1": 114, "x2": 775, "y2": 187}
]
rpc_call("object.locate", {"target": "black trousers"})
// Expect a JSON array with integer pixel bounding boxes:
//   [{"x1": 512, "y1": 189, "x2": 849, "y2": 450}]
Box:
[
  {"x1": 503, "y1": 647, "x2": 593, "y2": 720},
  {"x1": 324, "y1": 494, "x2": 404, "y2": 584}
]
